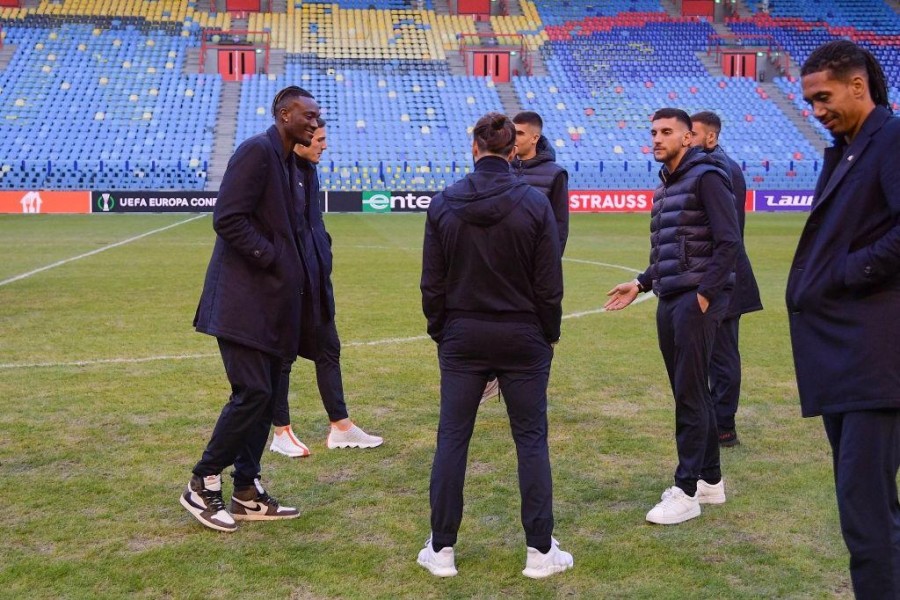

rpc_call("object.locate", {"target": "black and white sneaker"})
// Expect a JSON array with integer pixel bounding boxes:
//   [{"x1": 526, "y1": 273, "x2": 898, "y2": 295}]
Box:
[
  {"x1": 230, "y1": 479, "x2": 300, "y2": 521},
  {"x1": 180, "y1": 474, "x2": 237, "y2": 532}
]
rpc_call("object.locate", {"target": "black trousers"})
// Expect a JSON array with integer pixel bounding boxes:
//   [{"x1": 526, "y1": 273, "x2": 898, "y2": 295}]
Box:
[
  {"x1": 710, "y1": 316, "x2": 741, "y2": 432},
  {"x1": 272, "y1": 318, "x2": 349, "y2": 427},
  {"x1": 430, "y1": 318, "x2": 555, "y2": 550},
  {"x1": 657, "y1": 290, "x2": 727, "y2": 496},
  {"x1": 193, "y1": 338, "x2": 280, "y2": 488},
  {"x1": 822, "y1": 410, "x2": 900, "y2": 600}
]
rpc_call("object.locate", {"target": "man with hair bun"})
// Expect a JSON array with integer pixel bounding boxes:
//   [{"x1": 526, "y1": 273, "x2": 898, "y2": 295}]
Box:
[
  {"x1": 788, "y1": 39, "x2": 900, "y2": 598},
  {"x1": 418, "y1": 112, "x2": 572, "y2": 579}
]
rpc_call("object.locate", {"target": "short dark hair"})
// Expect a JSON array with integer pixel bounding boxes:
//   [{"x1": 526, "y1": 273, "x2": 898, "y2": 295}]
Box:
[
  {"x1": 271, "y1": 86, "x2": 315, "y2": 118},
  {"x1": 316, "y1": 117, "x2": 327, "y2": 128},
  {"x1": 512, "y1": 111, "x2": 543, "y2": 131},
  {"x1": 691, "y1": 111, "x2": 722, "y2": 135},
  {"x1": 473, "y1": 112, "x2": 516, "y2": 156},
  {"x1": 801, "y1": 40, "x2": 890, "y2": 110},
  {"x1": 652, "y1": 108, "x2": 692, "y2": 130}
]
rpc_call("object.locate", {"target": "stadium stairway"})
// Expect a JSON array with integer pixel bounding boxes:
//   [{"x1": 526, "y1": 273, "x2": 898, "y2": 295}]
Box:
[
  {"x1": 495, "y1": 80, "x2": 523, "y2": 118},
  {"x1": 0, "y1": 44, "x2": 14, "y2": 70},
  {"x1": 760, "y1": 79, "x2": 828, "y2": 155},
  {"x1": 207, "y1": 81, "x2": 241, "y2": 192},
  {"x1": 506, "y1": 0, "x2": 524, "y2": 17}
]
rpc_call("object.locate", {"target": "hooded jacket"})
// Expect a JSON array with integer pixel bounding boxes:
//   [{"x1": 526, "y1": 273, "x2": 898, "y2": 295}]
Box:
[
  {"x1": 421, "y1": 155, "x2": 563, "y2": 343},
  {"x1": 512, "y1": 135, "x2": 569, "y2": 254}
]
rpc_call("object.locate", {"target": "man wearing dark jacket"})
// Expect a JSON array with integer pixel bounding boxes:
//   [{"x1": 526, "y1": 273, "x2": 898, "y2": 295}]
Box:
[
  {"x1": 512, "y1": 111, "x2": 569, "y2": 254},
  {"x1": 180, "y1": 86, "x2": 320, "y2": 532},
  {"x1": 418, "y1": 112, "x2": 572, "y2": 579},
  {"x1": 788, "y1": 41, "x2": 900, "y2": 598},
  {"x1": 691, "y1": 112, "x2": 763, "y2": 447},
  {"x1": 605, "y1": 108, "x2": 741, "y2": 525},
  {"x1": 268, "y1": 120, "x2": 383, "y2": 458}
]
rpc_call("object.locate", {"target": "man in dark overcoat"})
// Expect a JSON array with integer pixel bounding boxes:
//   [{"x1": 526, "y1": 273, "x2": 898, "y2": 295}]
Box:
[
  {"x1": 180, "y1": 86, "x2": 321, "y2": 532},
  {"x1": 787, "y1": 40, "x2": 900, "y2": 598},
  {"x1": 691, "y1": 111, "x2": 763, "y2": 447}
]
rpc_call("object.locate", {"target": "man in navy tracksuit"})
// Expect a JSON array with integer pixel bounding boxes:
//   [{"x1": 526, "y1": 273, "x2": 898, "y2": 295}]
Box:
[
  {"x1": 606, "y1": 108, "x2": 741, "y2": 525},
  {"x1": 691, "y1": 112, "x2": 763, "y2": 447},
  {"x1": 418, "y1": 112, "x2": 572, "y2": 579}
]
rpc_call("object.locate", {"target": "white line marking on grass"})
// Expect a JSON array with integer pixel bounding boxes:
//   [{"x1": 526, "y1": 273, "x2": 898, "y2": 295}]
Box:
[
  {"x1": 0, "y1": 214, "x2": 207, "y2": 287},
  {"x1": 0, "y1": 255, "x2": 654, "y2": 370},
  {"x1": 563, "y1": 291, "x2": 656, "y2": 320},
  {"x1": 0, "y1": 353, "x2": 220, "y2": 370},
  {"x1": 563, "y1": 257, "x2": 642, "y2": 274},
  {"x1": 344, "y1": 335, "x2": 431, "y2": 347}
]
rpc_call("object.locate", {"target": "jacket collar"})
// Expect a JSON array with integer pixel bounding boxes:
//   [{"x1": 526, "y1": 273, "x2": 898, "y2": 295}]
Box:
[
  {"x1": 812, "y1": 105, "x2": 891, "y2": 212},
  {"x1": 659, "y1": 146, "x2": 705, "y2": 185},
  {"x1": 266, "y1": 125, "x2": 294, "y2": 163},
  {"x1": 474, "y1": 155, "x2": 512, "y2": 173}
]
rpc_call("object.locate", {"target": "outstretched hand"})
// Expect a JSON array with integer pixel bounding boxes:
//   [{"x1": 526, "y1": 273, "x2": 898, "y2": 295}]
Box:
[{"x1": 604, "y1": 281, "x2": 640, "y2": 311}]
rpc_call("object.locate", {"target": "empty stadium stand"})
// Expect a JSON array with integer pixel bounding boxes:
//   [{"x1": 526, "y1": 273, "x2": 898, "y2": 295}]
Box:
[{"x1": 0, "y1": 0, "x2": 896, "y2": 193}]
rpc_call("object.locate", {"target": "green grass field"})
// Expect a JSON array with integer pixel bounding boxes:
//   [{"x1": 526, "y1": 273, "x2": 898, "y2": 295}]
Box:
[{"x1": 0, "y1": 212, "x2": 853, "y2": 599}]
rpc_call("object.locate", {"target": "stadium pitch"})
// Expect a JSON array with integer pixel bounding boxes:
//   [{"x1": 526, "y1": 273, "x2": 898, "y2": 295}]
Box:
[{"x1": 0, "y1": 212, "x2": 854, "y2": 598}]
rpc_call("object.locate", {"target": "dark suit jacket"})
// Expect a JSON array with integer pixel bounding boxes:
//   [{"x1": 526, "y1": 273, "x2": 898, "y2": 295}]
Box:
[
  {"x1": 786, "y1": 106, "x2": 900, "y2": 417},
  {"x1": 295, "y1": 156, "x2": 336, "y2": 360},
  {"x1": 721, "y1": 149, "x2": 762, "y2": 319},
  {"x1": 194, "y1": 126, "x2": 306, "y2": 360},
  {"x1": 296, "y1": 157, "x2": 335, "y2": 321}
]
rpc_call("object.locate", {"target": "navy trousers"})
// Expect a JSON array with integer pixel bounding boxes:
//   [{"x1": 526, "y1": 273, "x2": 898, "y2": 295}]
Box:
[
  {"x1": 430, "y1": 318, "x2": 555, "y2": 551},
  {"x1": 193, "y1": 338, "x2": 280, "y2": 488},
  {"x1": 822, "y1": 410, "x2": 900, "y2": 600},
  {"x1": 272, "y1": 318, "x2": 349, "y2": 427},
  {"x1": 656, "y1": 290, "x2": 727, "y2": 496},
  {"x1": 710, "y1": 316, "x2": 741, "y2": 432}
]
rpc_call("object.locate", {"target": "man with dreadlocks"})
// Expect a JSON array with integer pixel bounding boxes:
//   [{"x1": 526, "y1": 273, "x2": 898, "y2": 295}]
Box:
[{"x1": 787, "y1": 40, "x2": 900, "y2": 598}]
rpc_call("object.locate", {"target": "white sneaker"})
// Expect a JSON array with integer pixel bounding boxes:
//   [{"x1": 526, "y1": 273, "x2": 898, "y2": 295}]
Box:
[
  {"x1": 697, "y1": 479, "x2": 726, "y2": 505},
  {"x1": 270, "y1": 427, "x2": 310, "y2": 457},
  {"x1": 522, "y1": 537, "x2": 573, "y2": 579},
  {"x1": 646, "y1": 486, "x2": 701, "y2": 525},
  {"x1": 326, "y1": 424, "x2": 383, "y2": 449},
  {"x1": 479, "y1": 377, "x2": 500, "y2": 405},
  {"x1": 179, "y1": 474, "x2": 237, "y2": 532},
  {"x1": 417, "y1": 536, "x2": 457, "y2": 577}
]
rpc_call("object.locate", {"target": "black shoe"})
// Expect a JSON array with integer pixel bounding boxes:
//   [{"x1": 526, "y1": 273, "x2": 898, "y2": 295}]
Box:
[
  {"x1": 230, "y1": 479, "x2": 300, "y2": 521},
  {"x1": 180, "y1": 474, "x2": 237, "y2": 532},
  {"x1": 719, "y1": 429, "x2": 740, "y2": 448}
]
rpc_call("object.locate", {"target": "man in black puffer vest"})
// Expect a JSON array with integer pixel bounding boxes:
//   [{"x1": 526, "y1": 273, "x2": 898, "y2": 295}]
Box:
[
  {"x1": 605, "y1": 108, "x2": 741, "y2": 526},
  {"x1": 512, "y1": 111, "x2": 569, "y2": 254}
]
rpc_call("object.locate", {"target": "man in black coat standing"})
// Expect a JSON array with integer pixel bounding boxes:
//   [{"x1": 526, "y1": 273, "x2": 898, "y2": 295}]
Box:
[
  {"x1": 418, "y1": 112, "x2": 572, "y2": 579},
  {"x1": 788, "y1": 40, "x2": 900, "y2": 598},
  {"x1": 180, "y1": 86, "x2": 321, "y2": 532},
  {"x1": 690, "y1": 111, "x2": 763, "y2": 447},
  {"x1": 605, "y1": 108, "x2": 741, "y2": 526}
]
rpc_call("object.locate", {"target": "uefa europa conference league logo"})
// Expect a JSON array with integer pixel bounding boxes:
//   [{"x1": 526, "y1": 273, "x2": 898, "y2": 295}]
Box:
[
  {"x1": 97, "y1": 193, "x2": 116, "y2": 212},
  {"x1": 362, "y1": 191, "x2": 433, "y2": 213}
]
